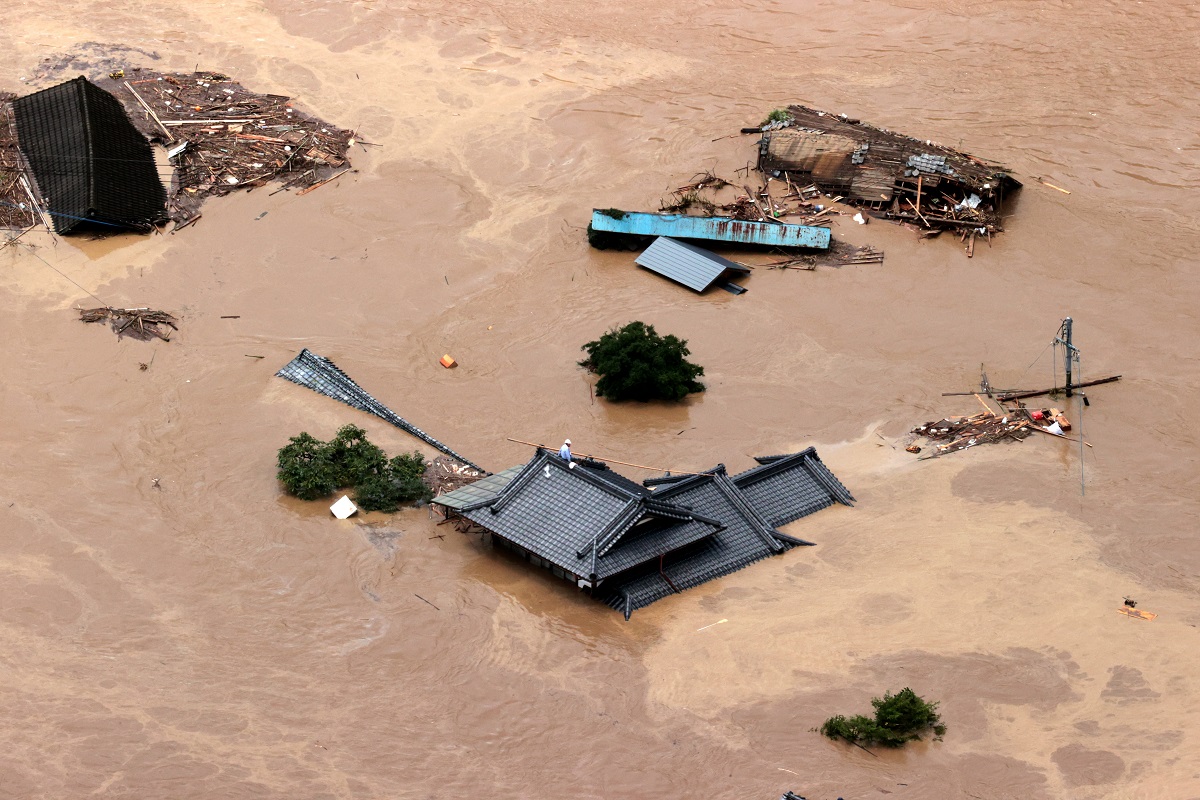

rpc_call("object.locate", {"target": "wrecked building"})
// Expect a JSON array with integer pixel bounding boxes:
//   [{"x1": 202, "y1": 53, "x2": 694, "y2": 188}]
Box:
[
  {"x1": 11, "y1": 76, "x2": 167, "y2": 233},
  {"x1": 758, "y1": 104, "x2": 1021, "y2": 237}
]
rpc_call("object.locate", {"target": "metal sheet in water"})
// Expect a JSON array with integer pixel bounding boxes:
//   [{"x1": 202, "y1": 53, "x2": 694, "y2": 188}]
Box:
[
  {"x1": 276, "y1": 348, "x2": 489, "y2": 474},
  {"x1": 591, "y1": 210, "x2": 831, "y2": 249}
]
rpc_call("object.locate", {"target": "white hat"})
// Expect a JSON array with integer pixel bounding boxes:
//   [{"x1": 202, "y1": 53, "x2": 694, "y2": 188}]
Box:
[{"x1": 564, "y1": 439, "x2": 571, "y2": 445}]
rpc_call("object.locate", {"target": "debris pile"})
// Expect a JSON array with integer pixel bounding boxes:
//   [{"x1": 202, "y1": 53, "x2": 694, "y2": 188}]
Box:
[
  {"x1": 751, "y1": 104, "x2": 1021, "y2": 253},
  {"x1": 423, "y1": 455, "x2": 485, "y2": 496},
  {"x1": 0, "y1": 94, "x2": 34, "y2": 230},
  {"x1": 78, "y1": 307, "x2": 178, "y2": 341},
  {"x1": 910, "y1": 411, "x2": 1030, "y2": 457},
  {"x1": 101, "y1": 70, "x2": 356, "y2": 226},
  {"x1": 657, "y1": 171, "x2": 838, "y2": 229},
  {"x1": 765, "y1": 243, "x2": 884, "y2": 271}
]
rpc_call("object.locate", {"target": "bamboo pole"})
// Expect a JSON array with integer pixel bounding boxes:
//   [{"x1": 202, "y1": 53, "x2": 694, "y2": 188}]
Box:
[
  {"x1": 1025, "y1": 424, "x2": 1092, "y2": 447},
  {"x1": 506, "y1": 437, "x2": 704, "y2": 476},
  {"x1": 124, "y1": 81, "x2": 174, "y2": 142}
]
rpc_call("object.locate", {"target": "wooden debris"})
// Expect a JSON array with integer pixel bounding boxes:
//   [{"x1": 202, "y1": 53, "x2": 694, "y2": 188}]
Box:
[
  {"x1": 751, "y1": 104, "x2": 1018, "y2": 252},
  {"x1": 78, "y1": 307, "x2": 178, "y2": 341},
  {"x1": 422, "y1": 455, "x2": 485, "y2": 496},
  {"x1": 0, "y1": 94, "x2": 35, "y2": 231},
  {"x1": 911, "y1": 411, "x2": 1030, "y2": 457},
  {"x1": 101, "y1": 70, "x2": 356, "y2": 226}
]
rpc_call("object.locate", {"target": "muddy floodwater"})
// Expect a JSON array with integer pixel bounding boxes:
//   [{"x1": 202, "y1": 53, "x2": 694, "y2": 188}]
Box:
[{"x1": 2, "y1": 1, "x2": 1199, "y2": 797}]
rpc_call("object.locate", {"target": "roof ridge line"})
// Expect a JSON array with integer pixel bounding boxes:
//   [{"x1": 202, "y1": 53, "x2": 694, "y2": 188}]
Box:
[
  {"x1": 712, "y1": 472, "x2": 784, "y2": 553},
  {"x1": 801, "y1": 455, "x2": 856, "y2": 506}
]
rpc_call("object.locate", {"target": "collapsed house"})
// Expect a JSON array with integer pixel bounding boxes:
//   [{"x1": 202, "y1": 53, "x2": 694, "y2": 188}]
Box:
[
  {"x1": 1, "y1": 70, "x2": 355, "y2": 235},
  {"x1": 757, "y1": 104, "x2": 1021, "y2": 241},
  {"x1": 10, "y1": 76, "x2": 167, "y2": 233},
  {"x1": 434, "y1": 447, "x2": 853, "y2": 618},
  {"x1": 103, "y1": 70, "x2": 354, "y2": 225}
]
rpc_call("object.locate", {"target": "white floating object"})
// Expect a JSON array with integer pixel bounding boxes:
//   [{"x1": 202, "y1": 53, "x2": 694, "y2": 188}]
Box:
[
  {"x1": 330, "y1": 495, "x2": 358, "y2": 519},
  {"x1": 1046, "y1": 422, "x2": 1064, "y2": 436},
  {"x1": 853, "y1": 212, "x2": 867, "y2": 225}
]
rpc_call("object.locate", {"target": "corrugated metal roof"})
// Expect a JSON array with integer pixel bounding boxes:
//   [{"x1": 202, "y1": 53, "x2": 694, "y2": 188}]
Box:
[
  {"x1": 433, "y1": 467, "x2": 522, "y2": 511},
  {"x1": 591, "y1": 210, "x2": 832, "y2": 249},
  {"x1": 12, "y1": 76, "x2": 166, "y2": 233},
  {"x1": 634, "y1": 236, "x2": 749, "y2": 293}
]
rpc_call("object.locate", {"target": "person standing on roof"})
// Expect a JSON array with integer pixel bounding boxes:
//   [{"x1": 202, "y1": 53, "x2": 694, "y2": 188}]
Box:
[{"x1": 559, "y1": 439, "x2": 573, "y2": 462}]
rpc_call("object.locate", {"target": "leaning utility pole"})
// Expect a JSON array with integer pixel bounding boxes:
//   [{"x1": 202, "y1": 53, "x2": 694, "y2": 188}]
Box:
[{"x1": 1056, "y1": 317, "x2": 1079, "y2": 397}]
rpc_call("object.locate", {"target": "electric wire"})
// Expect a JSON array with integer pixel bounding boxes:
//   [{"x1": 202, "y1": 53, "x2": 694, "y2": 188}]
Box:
[{"x1": 7, "y1": 238, "x2": 107, "y2": 307}]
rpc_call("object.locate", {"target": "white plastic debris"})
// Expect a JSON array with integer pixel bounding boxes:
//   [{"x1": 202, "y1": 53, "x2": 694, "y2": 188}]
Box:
[
  {"x1": 330, "y1": 495, "x2": 358, "y2": 519},
  {"x1": 1047, "y1": 422, "x2": 1064, "y2": 436},
  {"x1": 853, "y1": 212, "x2": 867, "y2": 225}
]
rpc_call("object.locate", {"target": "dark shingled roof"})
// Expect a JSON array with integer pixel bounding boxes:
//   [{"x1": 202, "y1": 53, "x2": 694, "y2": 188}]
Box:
[
  {"x1": 12, "y1": 76, "x2": 167, "y2": 233},
  {"x1": 597, "y1": 467, "x2": 792, "y2": 617},
  {"x1": 441, "y1": 448, "x2": 852, "y2": 618},
  {"x1": 456, "y1": 451, "x2": 720, "y2": 581},
  {"x1": 732, "y1": 447, "x2": 854, "y2": 528}
]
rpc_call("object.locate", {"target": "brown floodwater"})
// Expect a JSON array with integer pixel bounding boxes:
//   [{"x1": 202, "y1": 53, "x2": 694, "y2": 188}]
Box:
[{"x1": 2, "y1": 0, "x2": 1199, "y2": 797}]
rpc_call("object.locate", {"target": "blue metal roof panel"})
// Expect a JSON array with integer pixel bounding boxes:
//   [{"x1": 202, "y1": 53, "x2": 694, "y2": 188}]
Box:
[{"x1": 592, "y1": 210, "x2": 831, "y2": 249}]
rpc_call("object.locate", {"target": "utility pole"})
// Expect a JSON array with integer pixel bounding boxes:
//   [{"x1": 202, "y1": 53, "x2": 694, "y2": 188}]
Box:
[{"x1": 1056, "y1": 317, "x2": 1079, "y2": 397}]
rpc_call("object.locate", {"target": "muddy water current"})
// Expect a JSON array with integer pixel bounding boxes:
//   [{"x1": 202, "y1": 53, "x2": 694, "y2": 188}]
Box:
[{"x1": 1, "y1": 1, "x2": 1200, "y2": 797}]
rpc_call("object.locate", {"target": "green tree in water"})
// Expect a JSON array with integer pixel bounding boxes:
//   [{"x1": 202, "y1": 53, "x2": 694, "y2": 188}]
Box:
[
  {"x1": 580, "y1": 321, "x2": 705, "y2": 402},
  {"x1": 820, "y1": 688, "x2": 946, "y2": 748},
  {"x1": 276, "y1": 425, "x2": 432, "y2": 511}
]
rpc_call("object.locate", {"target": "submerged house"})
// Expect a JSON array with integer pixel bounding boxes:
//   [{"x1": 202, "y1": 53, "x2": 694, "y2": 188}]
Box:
[
  {"x1": 11, "y1": 76, "x2": 167, "y2": 233},
  {"x1": 434, "y1": 447, "x2": 853, "y2": 618}
]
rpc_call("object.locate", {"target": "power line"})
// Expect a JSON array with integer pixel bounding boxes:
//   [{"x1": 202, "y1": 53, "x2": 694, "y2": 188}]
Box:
[{"x1": 9, "y1": 239, "x2": 107, "y2": 307}]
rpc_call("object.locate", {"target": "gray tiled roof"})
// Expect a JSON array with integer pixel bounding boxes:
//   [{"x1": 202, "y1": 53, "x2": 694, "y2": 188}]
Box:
[
  {"x1": 732, "y1": 447, "x2": 855, "y2": 528},
  {"x1": 595, "y1": 515, "x2": 721, "y2": 579},
  {"x1": 454, "y1": 452, "x2": 710, "y2": 580},
  {"x1": 598, "y1": 467, "x2": 789, "y2": 617},
  {"x1": 441, "y1": 448, "x2": 852, "y2": 619},
  {"x1": 276, "y1": 349, "x2": 488, "y2": 473},
  {"x1": 635, "y1": 236, "x2": 750, "y2": 293}
]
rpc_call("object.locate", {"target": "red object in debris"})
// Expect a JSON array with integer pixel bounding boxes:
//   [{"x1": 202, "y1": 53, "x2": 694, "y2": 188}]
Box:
[{"x1": 1031, "y1": 410, "x2": 1045, "y2": 421}]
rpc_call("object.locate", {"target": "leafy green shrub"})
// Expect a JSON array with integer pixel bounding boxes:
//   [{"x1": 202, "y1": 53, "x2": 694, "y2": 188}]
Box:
[
  {"x1": 761, "y1": 108, "x2": 792, "y2": 126},
  {"x1": 579, "y1": 321, "x2": 705, "y2": 403},
  {"x1": 820, "y1": 688, "x2": 945, "y2": 748},
  {"x1": 277, "y1": 432, "x2": 339, "y2": 500},
  {"x1": 276, "y1": 426, "x2": 430, "y2": 511}
]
